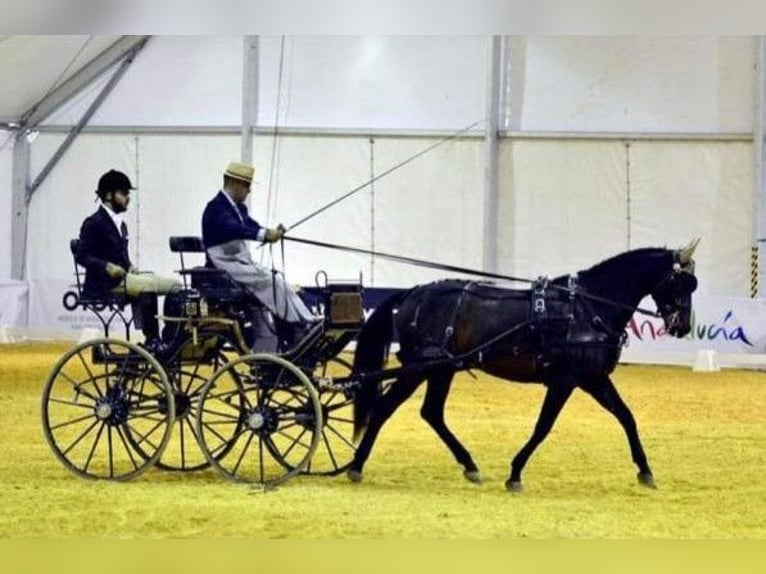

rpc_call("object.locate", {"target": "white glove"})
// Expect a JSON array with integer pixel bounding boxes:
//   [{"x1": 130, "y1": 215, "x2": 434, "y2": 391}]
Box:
[
  {"x1": 105, "y1": 263, "x2": 127, "y2": 279},
  {"x1": 264, "y1": 224, "x2": 286, "y2": 243}
]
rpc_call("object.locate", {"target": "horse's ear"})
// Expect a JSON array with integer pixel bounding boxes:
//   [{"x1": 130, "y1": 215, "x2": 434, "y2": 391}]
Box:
[{"x1": 678, "y1": 238, "x2": 701, "y2": 265}]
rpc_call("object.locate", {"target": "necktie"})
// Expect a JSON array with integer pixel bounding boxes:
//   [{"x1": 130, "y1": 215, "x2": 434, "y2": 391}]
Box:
[{"x1": 120, "y1": 221, "x2": 128, "y2": 240}]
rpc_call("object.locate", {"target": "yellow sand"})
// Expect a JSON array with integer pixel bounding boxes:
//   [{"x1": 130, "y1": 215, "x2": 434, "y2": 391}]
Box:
[{"x1": 2, "y1": 342, "x2": 765, "y2": 538}]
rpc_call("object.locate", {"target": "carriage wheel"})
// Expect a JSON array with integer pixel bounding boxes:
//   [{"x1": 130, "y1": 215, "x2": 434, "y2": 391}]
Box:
[
  {"x1": 41, "y1": 338, "x2": 174, "y2": 480},
  {"x1": 302, "y1": 354, "x2": 357, "y2": 476},
  {"x1": 196, "y1": 353, "x2": 322, "y2": 487},
  {"x1": 149, "y1": 343, "x2": 238, "y2": 472}
]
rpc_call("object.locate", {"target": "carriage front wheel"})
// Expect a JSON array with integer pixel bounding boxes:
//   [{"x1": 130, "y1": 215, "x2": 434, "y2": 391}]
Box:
[
  {"x1": 304, "y1": 355, "x2": 358, "y2": 476},
  {"x1": 195, "y1": 353, "x2": 322, "y2": 488},
  {"x1": 41, "y1": 338, "x2": 175, "y2": 480}
]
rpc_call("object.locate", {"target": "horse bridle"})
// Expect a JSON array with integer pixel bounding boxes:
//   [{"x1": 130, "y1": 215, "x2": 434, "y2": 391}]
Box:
[
  {"x1": 650, "y1": 256, "x2": 697, "y2": 332},
  {"x1": 546, "y1": 252, "x2": 696, "y2": 346}
]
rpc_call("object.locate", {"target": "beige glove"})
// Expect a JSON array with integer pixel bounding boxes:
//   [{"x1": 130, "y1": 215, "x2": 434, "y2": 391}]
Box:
[
  {"x1": 264, "y1": 224, "x2": 286, "y2": 243},
  {"x1": 105, "y1": 262, "x2": 127, "y2": 279}
]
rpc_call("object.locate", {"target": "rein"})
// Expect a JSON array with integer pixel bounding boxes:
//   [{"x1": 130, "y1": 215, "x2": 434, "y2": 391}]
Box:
[{"x1": 283, "y1": 235, "x2": 663, "y2": 319}]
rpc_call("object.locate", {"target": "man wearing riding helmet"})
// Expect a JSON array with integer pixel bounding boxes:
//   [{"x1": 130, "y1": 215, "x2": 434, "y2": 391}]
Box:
[{"x1": 75, "y1": 169, "x2": 180, "y2": 349}]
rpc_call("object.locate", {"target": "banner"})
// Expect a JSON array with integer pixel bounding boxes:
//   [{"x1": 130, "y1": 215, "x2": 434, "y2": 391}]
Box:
[
  {"x1": 0, "y1": 281, "x2": 28, "y2": 327},
  {"x1": 621, "y1": 295, "x2": 766, "y2": 365},
  {"x1": 9, "y1": 281, "x2": 766, "y2": 368},
  {"x1": 27, "y1": 279, "x2": 134, "y2": 339}
]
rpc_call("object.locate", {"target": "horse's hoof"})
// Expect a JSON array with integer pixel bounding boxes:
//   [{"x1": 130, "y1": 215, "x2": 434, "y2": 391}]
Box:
[
  {"x1": 347, "y1": 469, "x2": 363, "y2": 483},
  {"x1": 463, "y1": 470, "x2": 482, "y2": 484},
  {"x1": 637, "y1": 472, "x2": 657, "y2": 489},
  {"x1": 505, "y1": 479, "x2": 523, "y2": 493}
]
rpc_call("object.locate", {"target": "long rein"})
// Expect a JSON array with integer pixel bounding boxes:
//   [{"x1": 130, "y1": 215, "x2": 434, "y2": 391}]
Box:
[
  {"x1": 283, "y1": 235, "x2": 663, "y2": 320},
  {"x1": 286, "y1": 236, "x2": 668, "y2": 386}
]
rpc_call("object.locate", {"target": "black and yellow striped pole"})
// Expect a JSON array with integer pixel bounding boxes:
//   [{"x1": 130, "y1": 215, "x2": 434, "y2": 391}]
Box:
[{"x1": 752, "y1": 245, "x2": 759, "y2": 298}]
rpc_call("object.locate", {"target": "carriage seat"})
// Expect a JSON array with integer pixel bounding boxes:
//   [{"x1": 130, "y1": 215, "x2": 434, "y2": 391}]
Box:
[
  {"x1": 168, "y1": 236, "x2": 255, "y2": 305},
  {"x1": 68, "y1": 239, "x2": 129, "y2": 309}
]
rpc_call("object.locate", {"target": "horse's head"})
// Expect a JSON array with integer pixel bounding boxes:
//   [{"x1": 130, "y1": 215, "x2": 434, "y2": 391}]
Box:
[{"x1": 650, "y1": 239, "x2": 700, "y2": 337}]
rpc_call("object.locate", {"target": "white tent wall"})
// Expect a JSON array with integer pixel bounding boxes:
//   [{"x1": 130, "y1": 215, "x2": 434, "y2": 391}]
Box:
[
  {"x1": 43, "y1": 36, "x2": 244, "y2": 127},
  {"x1": 0, "y1": 36, "x2": 120, "y2": 120},
  {"x1": 518, "y1": 36, "x2": 755, "y2": 133},
  {"x1": 256, "y1": 36, "x2": 486, "y2": 130},
  {"x1": 44, "y1": 36, "x2": 487, "y2": 130},
  {"x1": 629, "y1": 141, "x2": 753, "y2": 297},
  {"x1": 497, "y1": 138, "x2": 753, "y2": 296},
  {"x1": 497, "y1": 139, "x2": 629, "y2": 281},
  {"x1": 370, "y1": 137, "x2": 484, "y2": 286},
  {"x1": 0, "y1": 36, "x2": 761, "y2": 353}
]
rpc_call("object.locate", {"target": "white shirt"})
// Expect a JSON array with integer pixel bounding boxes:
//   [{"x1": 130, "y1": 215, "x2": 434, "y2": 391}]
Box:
[{"x1": 101, "y1": 202, "x2": 125, "y2": 237}]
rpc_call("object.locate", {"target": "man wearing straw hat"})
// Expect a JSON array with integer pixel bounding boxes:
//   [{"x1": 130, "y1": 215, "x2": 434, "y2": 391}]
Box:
[{"x1": 201, "y1": 161, "x2": 318, "y2": 347}]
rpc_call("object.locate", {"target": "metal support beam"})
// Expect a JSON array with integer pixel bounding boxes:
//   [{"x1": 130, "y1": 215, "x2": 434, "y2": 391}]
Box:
[
  {"x1": 241, "y1": 36, "x2": 259, "y2": 164},
  {"x1": 483, "y1": 36, "x2": 503, "y2": 273},
  {"x1": 755, "y1": 36, "x2": 766, "y2": 298},
  {"x1": 21, "y1": 36, "x2": 150, "y2": 129},
  {"x1": 27, "y1": 49, "x2": 139, "y2": 200},
  {"x1": 11, "y1": 134, "x2": 30, "y2": 281},
  {"x1": 12, "y1": 36, "x2": 148, "y2": 282},
  {"x1": 505, "y1": 36, "x2": 527, "y2": 132}
]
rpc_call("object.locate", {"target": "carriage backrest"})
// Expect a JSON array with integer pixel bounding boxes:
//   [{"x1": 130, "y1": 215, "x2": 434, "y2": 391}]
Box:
[
  {"x1": 69, "y1": 239, "x2": 84, "y2": 292},
  {"x1": 168, "y1": 236, "x2": 253, "y2": 302},
  {"x1": 169, "y1": 236, "x2": 209, "y2": 288},
  {"x1": 68, "y1": 237, "x2": 128, "y2": 305},
  {"x1": 66, "y1": 237, "x2": 132, "y2": 339},
  {"x1": 169, "y1": 236, "x2": 206, "y2": 254}
]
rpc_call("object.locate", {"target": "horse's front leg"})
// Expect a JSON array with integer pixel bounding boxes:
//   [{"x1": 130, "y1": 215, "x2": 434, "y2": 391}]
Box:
[
  {"x1": 507, "y1": 379, "x2": 574, "y2": 492},
  {"x1": 421, "y1": 370, "x2": 481, "y2": 483},
  {"x1": 347, "y1": 374, "x2": 423, "y2": 483},
  {"x1": 580, "y1": 375, "x2": 655, "y2": 488}
]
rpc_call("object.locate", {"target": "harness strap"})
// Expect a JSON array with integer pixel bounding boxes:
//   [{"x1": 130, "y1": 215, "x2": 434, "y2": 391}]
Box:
[{"x1": 441, "y1": 281, "x2": 476, "y2": 357}]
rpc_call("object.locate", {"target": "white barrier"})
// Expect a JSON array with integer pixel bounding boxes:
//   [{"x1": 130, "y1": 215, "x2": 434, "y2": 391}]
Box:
[
  {"x1": 693, "y1": 349, "x2": 719, "y2": 372},
  {"x1": 4, "y1": 281, "x2": 766, "y2": 370}
]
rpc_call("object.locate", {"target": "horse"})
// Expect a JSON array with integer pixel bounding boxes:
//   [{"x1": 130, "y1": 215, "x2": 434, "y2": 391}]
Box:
[{"x1": 348, "y1": 240, "x2": 700, "y2": 491}]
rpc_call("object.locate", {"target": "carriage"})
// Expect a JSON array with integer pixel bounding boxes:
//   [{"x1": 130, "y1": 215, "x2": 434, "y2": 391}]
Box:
[
  {"x1": 42, "y1": 235, "x2": 367, "y2": 487},
  {"x1": 42, "y1": 235, "x2": 700, "y2": 491}
]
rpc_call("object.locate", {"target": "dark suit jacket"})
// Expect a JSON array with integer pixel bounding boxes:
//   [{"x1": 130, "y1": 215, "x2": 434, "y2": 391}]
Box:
[
  {"x1": 201, "y1": 191, "x2": 263, "y2": 249},
  {"x1": 75, "y1": 206, "x2": 131, "y2": 297}
]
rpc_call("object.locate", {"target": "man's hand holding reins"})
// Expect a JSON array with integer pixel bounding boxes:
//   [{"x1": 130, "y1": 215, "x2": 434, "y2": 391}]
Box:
[{"x1": 264, "y1": 224, "x2": 286, "y2": 243}]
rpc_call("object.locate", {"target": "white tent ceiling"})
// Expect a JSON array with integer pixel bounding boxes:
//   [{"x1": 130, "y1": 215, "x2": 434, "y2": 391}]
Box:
[{"x1": 0, "y1": 35, "x2": 120, "y2": 120}]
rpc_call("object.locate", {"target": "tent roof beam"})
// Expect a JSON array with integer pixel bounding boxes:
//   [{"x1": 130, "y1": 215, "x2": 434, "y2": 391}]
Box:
[{"x1": 20, "y1": 36, "x2": 150, "y2": 129}]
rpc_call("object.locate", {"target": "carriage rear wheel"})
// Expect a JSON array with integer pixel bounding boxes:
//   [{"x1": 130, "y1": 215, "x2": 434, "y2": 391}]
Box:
[
  {"x1": 144, "y1": 342, "x2": 238, "y2": 472},
  {"x1": 41, "y1": 338, "x2": 175, "y2": 480},
  {"x1": 195, "y1": 353, "x2": 322, "y2": 488}
]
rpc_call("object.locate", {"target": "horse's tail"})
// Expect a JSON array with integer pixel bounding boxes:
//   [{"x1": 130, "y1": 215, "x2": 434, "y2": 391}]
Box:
[{"x1": 352, "y1": 291, "x2": 406, "y2": 442}]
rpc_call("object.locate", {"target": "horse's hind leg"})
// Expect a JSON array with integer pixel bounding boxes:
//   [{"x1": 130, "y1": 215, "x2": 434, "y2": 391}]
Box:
[
  {"x1": 347, "y1": 374, "x2": 423, "y2": 483},
  {"x1": 507, "y1": 380, "x2": 574, "y2": 492},
  {"x1": 421, "y1": 370, "x2": 481, "y2": 484},
  {"x1": 580, "y1": 375, "x2": 655, "y2": 488}
]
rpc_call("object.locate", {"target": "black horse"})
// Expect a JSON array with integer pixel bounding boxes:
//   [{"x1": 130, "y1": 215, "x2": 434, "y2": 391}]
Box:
[{"x1": 348, "y1": 241, "x2": 699, "y2": 491}]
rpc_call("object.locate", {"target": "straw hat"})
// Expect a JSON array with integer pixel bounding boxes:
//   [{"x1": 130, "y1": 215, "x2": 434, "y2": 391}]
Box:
[{"x1": 224, "y1": 161, "x2": 255, "y2": 183}]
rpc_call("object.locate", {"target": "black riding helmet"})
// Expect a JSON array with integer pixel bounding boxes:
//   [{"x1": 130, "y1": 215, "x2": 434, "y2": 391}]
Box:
[{"x1": 96, "y1": 169, "x2": 135, "y2": 200}]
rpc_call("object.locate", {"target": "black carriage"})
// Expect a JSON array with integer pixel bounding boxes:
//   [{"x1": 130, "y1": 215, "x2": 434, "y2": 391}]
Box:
[{"x1": 41, "y1": 236, "x2": 365, "y2": 487}]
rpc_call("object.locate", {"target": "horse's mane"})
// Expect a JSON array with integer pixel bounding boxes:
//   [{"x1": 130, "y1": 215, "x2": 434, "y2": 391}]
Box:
[
  {"x1": 580, "y1": 247, "x2": 671, "y2": 277},
  {"x1": 549, "y1": 247, "x2": 673, "y2": 290}
]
